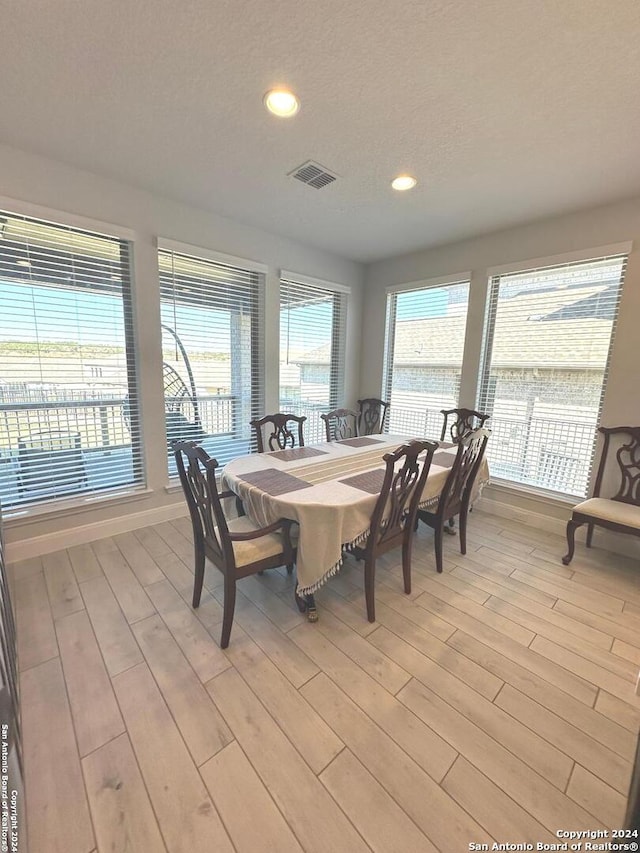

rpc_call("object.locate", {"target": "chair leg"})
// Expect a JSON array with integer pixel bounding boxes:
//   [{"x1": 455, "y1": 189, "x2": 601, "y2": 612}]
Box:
[
  {"x1": 586, "y1": 523, "x2": 594, "y2": 548},
  {"x1": 192, "y1": 545, "x2": 205, "y2": 608},
  {"x1": 286, "y1": 563, "x2": 294, "y2": 575},
  {"x1": 401, "y1": 536, "x2": 412, "y2": 595},
  {"x1": 562, "y1": 518, "x2": 582, "y2": 566},
  {"x1": 434, "y1": 525, "x2": 444, "y2": 574},
  {"x1": 364, "y1": 557, "x2": 376, "y2": 622},
  {"x1": 220, "y1": 574, "x2": 237, "y2": 649},
  {"x1": 459, "y1": 508, "x2": 468, "y2": 555}
]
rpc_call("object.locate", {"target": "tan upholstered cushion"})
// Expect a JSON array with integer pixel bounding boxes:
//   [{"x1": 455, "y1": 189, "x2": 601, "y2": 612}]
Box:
[
  {"x1": 573, "y1": 497, "x2": 640, "y2": 529},
  {"x1": 217, "y1": 515, "x2": 288, "y2": 567}
]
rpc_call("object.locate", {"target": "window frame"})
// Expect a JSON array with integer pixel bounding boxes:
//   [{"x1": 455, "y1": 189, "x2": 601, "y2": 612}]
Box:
[
  {"x1": 477, "y1": 242, "x2": 631, "y2": 499},
  {"x1": 278, "y1": 270, "x2": 350, "y2": 440},
  {"x1": 0, "y1": 197, "x2": 145, "y2": 517},
  {"x1": 158, "y1": 238, "x2": 267, "y2": 473},
  {"x1": 383, "y1": 272, "x2": 472, "y2": 438}
]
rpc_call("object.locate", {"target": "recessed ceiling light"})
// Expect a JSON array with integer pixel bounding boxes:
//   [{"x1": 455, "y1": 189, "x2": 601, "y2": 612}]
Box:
[
  {"x1": 391, "y1": 175, "x2": 417, "y2": 191},
  {"x1": 16, "y1": 259, "x2": 31, "y2": 267},
  {"x1": 264, "y1": 89, "x2": 300, "y2": 118}
]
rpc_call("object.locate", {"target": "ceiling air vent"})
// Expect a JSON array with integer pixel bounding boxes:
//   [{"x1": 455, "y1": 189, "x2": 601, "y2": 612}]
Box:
[{"x1": 289, "y1": 160, "x2": 337, "y2": 189}]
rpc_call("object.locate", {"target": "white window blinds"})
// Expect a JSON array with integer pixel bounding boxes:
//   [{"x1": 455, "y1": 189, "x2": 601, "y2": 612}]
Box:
[
  {"x1": 158, "y1": 247, "x2": 264, "y2": 470},
  {"x1": 279, "y1": 278, "x2": 348, "y2": 444},
  {"x1": 0, "y1": 209, "x2": 142, "y2": 510},
  {"x1": 383, "y1": 281, "x2": 470, "y2": 438},
  {"x1": 477, "y1": 253, "x2": 627, "y2": 497}
]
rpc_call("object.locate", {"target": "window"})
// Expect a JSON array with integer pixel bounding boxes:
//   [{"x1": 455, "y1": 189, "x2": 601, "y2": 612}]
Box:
[
  {"x1": 477, "y1": 253, "x2": 627, "y2": 497},
  {"x1": 279, "y1": 277, "x2": 347, "y2": 443},
  {"x1": 383, "y1": 280, "x2": 470, "y2": 438},
  {"x1": 158, "y1": 245, "x2": 264, "y2": 470},
  {"x1": 0, "y1": 208, "x2": 142, "y2": 509}
]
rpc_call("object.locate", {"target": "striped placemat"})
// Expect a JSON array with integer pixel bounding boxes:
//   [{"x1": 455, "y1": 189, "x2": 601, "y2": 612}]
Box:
[
  {"x1": 339, "y1": 468, "x2": 386, "y2": 494},
  {"x1": 238, "y1": 468, "x2": 313, "y2": 496},
  {"x1": 268, "y1": 447, "x2": 328, "y2": 462},
  {"x1": 336, "y1": 437, "x2": 384, "y2": 447},
  {"x1": 432, "y1": 450, "x2": 456, "y2": 468}
]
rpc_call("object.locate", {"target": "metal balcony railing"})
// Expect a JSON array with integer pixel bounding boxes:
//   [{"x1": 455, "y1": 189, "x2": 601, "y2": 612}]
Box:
[
  {"x1": 0, "y1": 394, "x2": 239, "y2": 508},
  {"x1": 0, "y1": 394, "x2": 600, "y2": 507},
  {"x1": 387, "y1": 404, "x2": 597, "y2": 497}
]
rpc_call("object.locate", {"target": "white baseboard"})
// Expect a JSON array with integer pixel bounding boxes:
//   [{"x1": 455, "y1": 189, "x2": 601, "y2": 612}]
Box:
[
  {"x1": 477, "y1": 493, "x2": 568, "y2": 538},
  {"x1": 477, "y1": 491, "x2": 640, "y2": 561},
  {"x1": 5, "y1": 502, "x2": 189, "y2": 563}
]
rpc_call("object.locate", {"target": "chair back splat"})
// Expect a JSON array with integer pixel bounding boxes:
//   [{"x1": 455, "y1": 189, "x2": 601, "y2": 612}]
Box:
[
  {"x1": 321, "y1": 408, "x2": 359, "y2": 442},
  {"x1": 417, "y1": 427, "x2": 490, "y2": 573},
  {"x1": 357, "y1": 398, "x2": 389, "y2": 436},
  {"x1": 371, "y1": 441, "x2": 437, "y2": 550},
  {"x1": 440, "y1": 407, "x2": 490, "y2": 443},
  {"x1": 351, "y1": 439, "x2": 438, "y2": 622},
  {"x1": 173, "y1": 440, "x2": 295, "y2": 648},
  {"x1": 562, "y1": 425, "x2": 640, "y2": 564},
  {"x1": 174, "y1": 441, "x2": 229, "y2": 564},
  {"x1": 596, "y1": 426, "x2": 640, "y2": 505},
  {"x1": 250, "y1": 413, "x2": 306, "y2": 453},
  {"x1": 439, "y1": 428, "x2": 490, "y2": 519}
]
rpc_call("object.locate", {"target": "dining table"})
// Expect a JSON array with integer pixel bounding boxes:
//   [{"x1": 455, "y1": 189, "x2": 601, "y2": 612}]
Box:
[{"x1": 221, "y1": 433, "x2": 490, "y2": 595}]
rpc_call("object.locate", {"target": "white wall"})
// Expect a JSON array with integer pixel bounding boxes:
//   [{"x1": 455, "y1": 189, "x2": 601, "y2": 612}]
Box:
[
  {"x1": 0, "y1": 143, "x2": 364, "y2": 558},
  {"x1": 361, "y1": 196, "x2": 640, "y2": 553}
]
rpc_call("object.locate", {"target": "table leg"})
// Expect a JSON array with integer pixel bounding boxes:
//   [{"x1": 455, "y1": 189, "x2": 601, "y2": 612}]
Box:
[{"x1": 295, "y1": 591, "x2": 318, "y2": 622}]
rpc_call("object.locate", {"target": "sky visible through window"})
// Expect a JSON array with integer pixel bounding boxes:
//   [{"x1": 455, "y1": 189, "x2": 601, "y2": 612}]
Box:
[
  {"x1": 395, "y1": 286, "x2": 450, "y2": 320},
  {"x1": 280, "y1": 299, "x2": 333, "y2": 362},
  {"x1": 1, "y1": 279, "x2": 335, "y2": 357},
  {"x1": 0, "y1": 280, "x2": 231, "y2": 353},
  {"x1": 0, "y1": 281, "x2": 124, "y2": 344}
]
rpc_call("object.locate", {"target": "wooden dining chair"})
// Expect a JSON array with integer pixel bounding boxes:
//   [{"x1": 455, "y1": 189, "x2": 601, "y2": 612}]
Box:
[
  {"x1": 350, "y1": 440, "x2": 437, "y2": 622},
  {"x1": 250, "y1": 413, "x2": 307, "y2": 453},
  {"x1": 562, "y1": 425, "x2": 640, "y2": 565},
  {"x1": 440, "y1": 407, "x2": 490, "y2": 442},
  {"x1": 357, "y1": 398, "x2": 389, "y2": 435},
  {"x1": 173, "y1": 440, "x2": 295, "y2": 649},
  {"x1": 321, "y1": 408, "x2": 359, "y2": 442},
  {"x1": 417, "y1": 427, "x2": 490, "y2": 572}
]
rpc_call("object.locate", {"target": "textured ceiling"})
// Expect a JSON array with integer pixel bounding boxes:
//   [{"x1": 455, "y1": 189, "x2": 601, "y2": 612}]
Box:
[{"x1": 1, "y1": 0, "x2": 639, "y2": 262}]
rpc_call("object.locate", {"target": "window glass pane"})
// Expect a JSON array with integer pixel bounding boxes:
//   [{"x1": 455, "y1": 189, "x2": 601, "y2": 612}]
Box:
[
  {"x1": 279, "y1": 280, "x2": 347, "y2": 444},
  {"x1": 0, "y1": 210, "x2": 142, "y2": 510},
  {"x1": 383, "y1": 281, "x2": 470, "y2": 437},
  {"x1": 159, "y1": 249, "x2": 264, "y2": 470},
  {"x1": 478, "y1": 255, "x2": 626, "y2": 497}
]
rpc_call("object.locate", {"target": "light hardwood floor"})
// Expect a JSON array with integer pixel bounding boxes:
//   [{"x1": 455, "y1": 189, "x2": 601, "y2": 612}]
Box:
[{"x1": 11, "y1": 510, "x2": 640, "y2": 853}]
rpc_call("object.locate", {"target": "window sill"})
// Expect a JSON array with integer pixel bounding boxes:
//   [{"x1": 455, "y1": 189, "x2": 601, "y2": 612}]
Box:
[
  {"x1": 487, "y1": 477, "x2": 579, "y2": 508},
  {"x1": 3, "y1": 486, "x2": 153, "y2": 528}
]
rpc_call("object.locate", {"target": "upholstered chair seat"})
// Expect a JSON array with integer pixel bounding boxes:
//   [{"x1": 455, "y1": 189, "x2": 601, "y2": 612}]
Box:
[
  {"x1": 570, "y1": 497, "x2": 640, "y2": 528},
  {"x1": 217, "y1": 516, "x2": 289, "y2": 565},
  {"x1": 563, "y1": 425, "x2": 640, "y2": 565}
]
